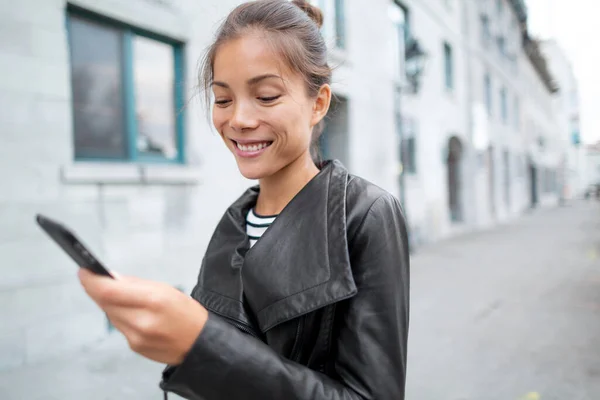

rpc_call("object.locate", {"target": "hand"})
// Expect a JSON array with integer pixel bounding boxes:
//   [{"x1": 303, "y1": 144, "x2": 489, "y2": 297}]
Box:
[{"x1": 78, "y1": 268, "x2": 208, "y2": 365}]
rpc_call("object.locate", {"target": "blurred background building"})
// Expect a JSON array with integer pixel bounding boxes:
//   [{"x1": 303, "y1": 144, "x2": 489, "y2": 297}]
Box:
[
  {"x1": 541, "y1": 39, "x2": 586, "y2": 201},
  {"x1": 0, "y1": 0, "x2": 585, "y2": 373},
  {"x1": 585, "y1": 141, "x2": 600, "y2": 194}
]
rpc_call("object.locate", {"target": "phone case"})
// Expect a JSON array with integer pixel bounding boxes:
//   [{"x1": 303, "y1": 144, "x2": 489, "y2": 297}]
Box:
[{"x1": 35, "y1": 214, "x2": 114, "y2": 278}]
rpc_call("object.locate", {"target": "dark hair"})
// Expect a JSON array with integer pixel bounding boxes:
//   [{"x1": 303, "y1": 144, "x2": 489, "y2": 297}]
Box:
[{"x1": 200, "y1": 0, "x2": 332, "y2": 158}]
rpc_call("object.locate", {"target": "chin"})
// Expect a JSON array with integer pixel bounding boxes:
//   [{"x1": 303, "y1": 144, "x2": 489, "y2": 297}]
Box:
[{"x1": 236, "y1": 160, "x2": 271, "y2": 181}]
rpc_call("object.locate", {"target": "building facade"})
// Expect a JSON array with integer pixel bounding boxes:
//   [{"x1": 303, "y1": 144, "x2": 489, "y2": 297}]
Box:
[
  {"x1": 0, "y1": 0, "x2": 569, "y2": 372},
  {"x1": 541, "y1": 39, "x2": 586, "y2": 199},
  {"x1": 380, "y1": 0, "x2": 564, "y2": 246},
  {"x1": 585, "y1": 142, "x2": 600, "y2": 192},
  {"x1": 0, "y1": 0, "x2": 403, "y2": 370}
]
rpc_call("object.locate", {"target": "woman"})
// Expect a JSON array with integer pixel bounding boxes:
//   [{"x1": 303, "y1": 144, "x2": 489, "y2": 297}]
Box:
[{"x1": 79, "y1": 0, "x2": 410, "y2": 398}]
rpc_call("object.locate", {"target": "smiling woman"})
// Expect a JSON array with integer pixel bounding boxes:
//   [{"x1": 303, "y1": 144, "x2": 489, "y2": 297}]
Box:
[
  {"x1": 78, "y1": 1, "x2": 410, "y2": 399},
  {"x1": 209, "y1": 30, "x2": 331, "y2": 184},
  {"x1": 202, "y1": 21, "x2": 331, "y2": 186}
]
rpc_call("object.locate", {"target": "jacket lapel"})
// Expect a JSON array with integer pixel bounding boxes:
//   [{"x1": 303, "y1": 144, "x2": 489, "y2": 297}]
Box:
[
  {"x1": 192, "y1": 188, "x2": 258, "y2": 326},
  {"x1": 193, "y1": 161, "x2": 358, "y2": 333}
]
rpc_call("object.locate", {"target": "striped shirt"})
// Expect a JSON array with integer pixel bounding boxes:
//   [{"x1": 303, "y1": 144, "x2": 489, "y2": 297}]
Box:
[{"x1": 246, "y1": 208, "x2": 277, "y2": 247}]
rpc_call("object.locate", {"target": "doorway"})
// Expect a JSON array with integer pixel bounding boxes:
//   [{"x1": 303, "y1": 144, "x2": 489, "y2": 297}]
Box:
[{"x1": 447, "y1": 136, "x2": 464, "y2": 222}]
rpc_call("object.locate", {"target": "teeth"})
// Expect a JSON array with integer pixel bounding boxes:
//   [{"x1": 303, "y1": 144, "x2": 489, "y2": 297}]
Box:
[{"x1": 236, "y1": 142, "x2": 270, "y2": 152}]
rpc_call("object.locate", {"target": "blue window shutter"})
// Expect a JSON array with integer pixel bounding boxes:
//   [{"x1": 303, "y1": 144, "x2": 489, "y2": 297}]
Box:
[{"x1": 174, "y1": 45, "x2": 186, "y2": 164}]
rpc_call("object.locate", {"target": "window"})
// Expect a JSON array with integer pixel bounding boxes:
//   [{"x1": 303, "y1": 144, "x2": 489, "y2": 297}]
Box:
[
  {"x1": 389, "y1": 2, "x2": 409, "y2": 81},
  {"x1": 401, "y1": 137, "x2": 417, "y2": 174},
  {"x1": 443, "y1": 42, "x2": 453, "y2": 90},
  {"x1": 67, "y1": 10, "x2": 185, "y2": 163},
  {"x1": 480, "y1": 15, "x2": 491, "y2": 48},
  {"x1": 334, "y1": 0, "x2": 346, "y2": 49},
  {"x1": 497, "y1": 0, "x2": 503, "y2": 15},
  {"x1": 503, "y1": 150, "x2": 510, "y2": 207},
  {"x1": 500, "y1": 87, "x2": 508, "y2": 124},
  {"x1": 398, "y1": 117, "x2": 417, "y2": 174},
  {"x1": 497, "y1": 35, "x2": 506, "y2": 56},
  {"x1": 542, "y1": 168, "x2": 557, "y2": 193},
  {"x1": 319, "y1": 95, "x2": 349, "y2": 166},
  {"x1": 484, "y1": 73, "x2": 492, "y2": 116},
  {"x1": 311, "y1": 0, "x2": 346, "y2": 50}
]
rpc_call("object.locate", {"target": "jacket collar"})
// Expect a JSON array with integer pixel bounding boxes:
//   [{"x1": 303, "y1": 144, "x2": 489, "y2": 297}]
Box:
[{"x1": 194, "y1": 160, "x2": 357, "y2": 333}]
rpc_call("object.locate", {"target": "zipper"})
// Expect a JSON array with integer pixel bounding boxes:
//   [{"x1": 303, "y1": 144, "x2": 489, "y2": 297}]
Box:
[
  {"x1": 208, "y1": 307, "x2": 261, "y2": 339},
  {"x1": 228, "y1": 317, "x2": 260, "y2": 338},
  {"x1": 289, "y1": 316, "x2": 306, "y2": 362}
]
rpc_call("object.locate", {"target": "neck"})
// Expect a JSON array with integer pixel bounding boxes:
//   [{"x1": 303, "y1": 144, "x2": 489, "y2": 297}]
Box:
[{"x1": 255, "y1": 152, "x2": 320, "y2": 216}]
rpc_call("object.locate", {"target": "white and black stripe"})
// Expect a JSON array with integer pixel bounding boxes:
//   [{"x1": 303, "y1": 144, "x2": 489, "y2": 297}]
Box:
[{"x1": 246, "y1": 208, "x2": 277, "y2": 247}]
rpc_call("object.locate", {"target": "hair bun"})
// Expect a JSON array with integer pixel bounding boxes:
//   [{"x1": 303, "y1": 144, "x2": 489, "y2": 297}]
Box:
[{"x1": 292, "y1": 0, "x2": 324, "y2": 28}]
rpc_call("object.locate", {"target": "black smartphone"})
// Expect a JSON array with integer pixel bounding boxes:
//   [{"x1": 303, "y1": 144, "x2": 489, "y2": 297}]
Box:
[{"x1": 35, "y1": 214, "x2": 114, "y2": 278}]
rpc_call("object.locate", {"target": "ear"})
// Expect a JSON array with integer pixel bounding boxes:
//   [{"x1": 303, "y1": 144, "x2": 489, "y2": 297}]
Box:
[{"x1": 310, "y1": 84, "x2": 332, "y2": 127}]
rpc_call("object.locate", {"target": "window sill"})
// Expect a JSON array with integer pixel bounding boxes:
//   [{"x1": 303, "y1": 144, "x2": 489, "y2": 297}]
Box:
[{"x1": 60, "y1": 163, "x2": 202, "y2": 185}]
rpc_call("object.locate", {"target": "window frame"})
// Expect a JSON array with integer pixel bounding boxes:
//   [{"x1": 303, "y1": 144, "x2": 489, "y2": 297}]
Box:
[
  {"x1": 311, "y1": 0, "x2": 346, "y2": 51},
  {"x1": 480, "y1": 14, "x2": 491, "y2": 48},
  {"x1": 66, "y1": 5, "x2": 186, "y2": 165}
]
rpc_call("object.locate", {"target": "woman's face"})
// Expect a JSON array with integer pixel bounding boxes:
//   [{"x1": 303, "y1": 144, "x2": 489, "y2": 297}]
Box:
[{"x1": 211, "y1": 33, "x2": 329, "y2": 180}]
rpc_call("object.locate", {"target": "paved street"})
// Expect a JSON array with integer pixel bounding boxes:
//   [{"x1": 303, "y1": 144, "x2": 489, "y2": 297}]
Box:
[
  {"x1": 1, "y1": 200, "x2": 599, "y2": 400},
  {"x1": 407, "y1": 199, "x2": 600, "y2": 400}
]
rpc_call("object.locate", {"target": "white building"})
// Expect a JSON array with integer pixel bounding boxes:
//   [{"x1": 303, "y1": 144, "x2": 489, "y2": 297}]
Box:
[
  {"x1": 0, "y1": 0, "x2": 568, "y2": 372},
  {"x1": 387, "y1": 0, "x2": 563, "y2": 246},
  {"x1": 541, "y1": 39, "x2": 586, "y2": 199},
  {"x1": 0, "y1": 0, "x2": 402, "y2": 370},
  {"x1": 585, "y1": 142, "x2": 600, "y2": 191}
]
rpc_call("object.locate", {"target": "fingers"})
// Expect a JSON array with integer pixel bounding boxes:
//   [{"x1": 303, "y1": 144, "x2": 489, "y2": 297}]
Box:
[{"x1": 78, "y1": 268, "x2": 154, "y2": 308}]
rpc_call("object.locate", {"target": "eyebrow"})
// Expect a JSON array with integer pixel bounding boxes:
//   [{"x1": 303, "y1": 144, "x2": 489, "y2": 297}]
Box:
[{"x1": 211, "y1": 74, "x2": 282, "y2": 88}]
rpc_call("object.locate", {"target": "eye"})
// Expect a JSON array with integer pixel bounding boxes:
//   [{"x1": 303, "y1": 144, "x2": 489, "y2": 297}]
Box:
[
  {"x1": 214, "y1": 99, "x2": 231, "y2": 107},
  {"x1": 258, "y1": 95, "x2": 281, "y2": 103}
]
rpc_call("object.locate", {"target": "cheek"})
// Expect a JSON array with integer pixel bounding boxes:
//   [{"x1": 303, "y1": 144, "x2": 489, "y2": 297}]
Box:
[
  {"x1": 212, "y1": 108, "x2": 228, "y2": 135},
  {"x1": 274, "y1": 105, "x2": 313, "y2": 143}
]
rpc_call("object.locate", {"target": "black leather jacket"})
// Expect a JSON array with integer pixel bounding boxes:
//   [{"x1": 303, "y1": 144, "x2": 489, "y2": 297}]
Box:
[{"x1": 160, "y1": 160, "x2": 410, "y2": 399}]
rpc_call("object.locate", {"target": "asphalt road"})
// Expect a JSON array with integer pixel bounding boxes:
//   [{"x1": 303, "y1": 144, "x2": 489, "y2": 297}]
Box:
[{"x1": 406, "y1": 199, "x2": 600, "y2": 400}]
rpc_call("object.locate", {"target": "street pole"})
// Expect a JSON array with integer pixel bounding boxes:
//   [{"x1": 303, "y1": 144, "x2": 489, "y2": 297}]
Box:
[
  {"x1": 395, "y1": 83, "x2": 410, "y2": 253},
  {"x1": 396, "y1": 85, "x2": 406, "y2": 211}
]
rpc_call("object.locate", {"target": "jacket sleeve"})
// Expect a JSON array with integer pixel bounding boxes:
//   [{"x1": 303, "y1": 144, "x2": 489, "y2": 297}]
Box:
[{"x1": 160, "y1": 194, "x2": 410, "y2": 400}]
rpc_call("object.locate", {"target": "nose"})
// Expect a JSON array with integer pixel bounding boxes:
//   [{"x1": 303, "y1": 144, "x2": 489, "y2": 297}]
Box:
[{"x1": 229, "y1": 100, "x2": 259, "y2": 132}]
